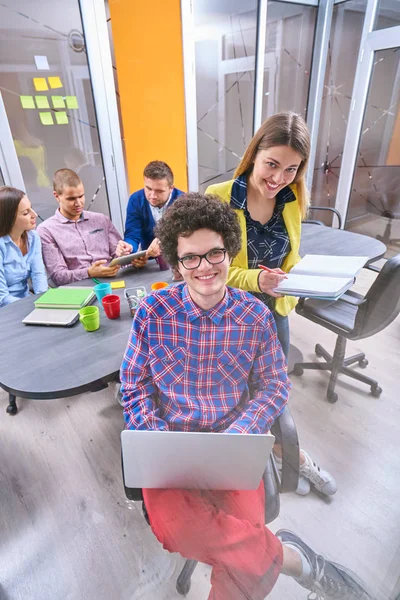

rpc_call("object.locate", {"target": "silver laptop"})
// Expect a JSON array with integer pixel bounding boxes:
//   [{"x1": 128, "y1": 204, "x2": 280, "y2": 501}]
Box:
[
  {"x1": 121, "y1": 429, "x2": 275, "y2": 490},
  {"x1": 22, "y1": 308, "x2": 79, "y2": 327}
]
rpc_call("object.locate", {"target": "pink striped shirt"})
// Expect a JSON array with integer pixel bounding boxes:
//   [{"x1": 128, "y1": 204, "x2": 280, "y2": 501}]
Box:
[{"x1": 37, "y1": 209, "x2": 122, "y2": 285}]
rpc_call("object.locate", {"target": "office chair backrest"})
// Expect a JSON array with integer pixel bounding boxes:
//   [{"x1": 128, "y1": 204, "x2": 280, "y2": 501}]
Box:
[{"x1": 354, "y1": 254, "x2": 400, "y2": 339}]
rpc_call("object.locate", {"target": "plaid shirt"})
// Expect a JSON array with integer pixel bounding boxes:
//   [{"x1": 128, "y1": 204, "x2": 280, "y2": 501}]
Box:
[
  {"x1": 120, "y1": 284, "x2": 290, "y2": 434},
  {"x1": 231, "y1": 175, "x2": 295, "y2": 309}
]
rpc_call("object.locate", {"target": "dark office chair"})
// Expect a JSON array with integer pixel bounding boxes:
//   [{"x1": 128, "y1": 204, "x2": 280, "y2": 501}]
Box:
[
  {"x1": 122, "y1": 406, "x2": 299, "y2": 595},
  {"x1": 293, "y1": 254, "x2": 400, "y2": 403},
  {"x1": 303, "y1": 206, "x2": 343, "y2": 228},
  {"x1": 376, "y1": 215, "x2": 400, "y2": 250}
]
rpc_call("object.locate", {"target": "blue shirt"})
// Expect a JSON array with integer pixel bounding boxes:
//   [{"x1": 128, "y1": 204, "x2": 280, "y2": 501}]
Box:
[
  {"x1": 124, "y1": 187, "x2": 183, "y2": 251},
  {"x1": 0, "y1": 230, "x2": 48, "y2": 307},
  {"x1": 120, "y1": 284, "x2": 289, "y2": 433}
]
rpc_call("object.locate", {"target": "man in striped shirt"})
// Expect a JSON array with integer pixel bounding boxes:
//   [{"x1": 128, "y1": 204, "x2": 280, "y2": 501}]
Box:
[{"x1": 120, "y1": 194, "x2": 372, "y2": 600}]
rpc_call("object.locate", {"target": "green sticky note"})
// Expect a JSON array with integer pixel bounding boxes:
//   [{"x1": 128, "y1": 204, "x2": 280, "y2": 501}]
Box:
[
  {"x1": 55, "y1": 111, "x2": 68, "y2": 125},
  {"x1": 20, "y1": 95, "x2": 35, "y2": 109},
  {"x1": 51, "y1": 95, "x2": 65, "y2": 109},
  {"x1": 65, "y1": 96, "x2": 78, "y2": 109},
  {"x1": 35, "y1": 96, "x2": 50, "y2": 109},
  {"x1": 39, "y1": 112, "x2": 54, "y2": 125}
]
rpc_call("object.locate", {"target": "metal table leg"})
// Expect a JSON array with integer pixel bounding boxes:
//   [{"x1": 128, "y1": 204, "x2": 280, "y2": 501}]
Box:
[{"x1": 6, "y1": 393, "x2": 18, "y2": 415}]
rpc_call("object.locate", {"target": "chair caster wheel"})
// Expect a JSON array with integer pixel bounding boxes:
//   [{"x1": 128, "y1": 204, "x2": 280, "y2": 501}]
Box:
[
  {"x1": 315, "y1": 344, "x2": 323, "y2": 357},
  {"x1": 371, "y1": 385, "x2": 382, "y2": 398},
  {"x1": 6, "y1": 404, "x2": 18, "y2": 415},
  {"x1": 327, "y1": 391, "x2": 338, "y2": 403},
  {"x1": 359, "y1": 358, "x2": 368, "y2": 368},
  {"x1": 293, "y1": 365, "x2": 304, "y2": 376},
  {"x1": 177, "y1": 581, "x2": 191, "y2": 595}
]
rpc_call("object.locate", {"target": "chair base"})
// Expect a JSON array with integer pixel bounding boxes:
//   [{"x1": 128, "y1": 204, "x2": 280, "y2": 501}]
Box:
[
  {"x1": 293, "y1": 337, "x2": 383, "y2": 403},
  {"x1": 176, "y1": 559, "x2": 198, "y2": 595}
]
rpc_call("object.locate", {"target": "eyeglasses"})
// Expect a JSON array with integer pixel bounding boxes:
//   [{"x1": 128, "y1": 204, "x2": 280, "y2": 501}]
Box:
[{"x1": 177, "y1": 248, "x2": 227, "y2": 270}]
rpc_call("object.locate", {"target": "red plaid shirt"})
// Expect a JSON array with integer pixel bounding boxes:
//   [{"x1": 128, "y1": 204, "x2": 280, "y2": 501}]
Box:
[{"x1": 120, "y1": 284, "x2": 290, "y2": 433}]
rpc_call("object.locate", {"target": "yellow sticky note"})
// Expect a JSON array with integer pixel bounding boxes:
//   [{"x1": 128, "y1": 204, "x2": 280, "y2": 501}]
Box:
[
  {"x1": 51, "y1": 95, "x2": 65, "y2": 109},
  {"x1": 35, "y1": 96, "x2": 50, "y2": 109},
  {"x1": 111, "y1": 280, "x2": 126, "y2": 290},
  {"x1": 20, "y1": 95, "x2": 35, "y2": 109},
  {"x1": 39, "y1": 112, "x2": 54, "y2": 125},
  {"x1": 55, "y1": 111, "x2": 68, "y2": 125},
  {"x1": 33, "y1": 77, "x2": 48, "y2": 91},
  {"x1": 65, "y1": 96, "x2": 78, "y2": 109},
  {"x1": 48, "y1": 76, "x2": 63, "y2": 89}
]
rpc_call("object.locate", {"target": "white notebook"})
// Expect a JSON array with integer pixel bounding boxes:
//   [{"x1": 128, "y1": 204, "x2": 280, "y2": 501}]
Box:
[{"x1": 274, "y1": 254, "x2": 368, "y2": 299}]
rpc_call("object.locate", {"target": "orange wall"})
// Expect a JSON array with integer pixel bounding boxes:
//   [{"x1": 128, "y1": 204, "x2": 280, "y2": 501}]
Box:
[
  {"x1": 387, "y1": 106, "x2": 400, "y2": 165},
  {"x1": 109, "y1": 0, "x2": 187, "y2": 194}
]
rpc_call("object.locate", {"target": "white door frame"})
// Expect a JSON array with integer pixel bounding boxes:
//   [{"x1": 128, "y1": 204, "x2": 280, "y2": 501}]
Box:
[
  {"x1": 0, "y1": 93, "x2": 25, "y2": 189},
  {"x1": 334, "y1": 0, "x2": 400, "y2": 225},
  {"x1": 79, "y1": 0, "x2": 128, "y2": 233},
  {"x1": 306, "y1": 0, "x2": 334, "y2": 190}
]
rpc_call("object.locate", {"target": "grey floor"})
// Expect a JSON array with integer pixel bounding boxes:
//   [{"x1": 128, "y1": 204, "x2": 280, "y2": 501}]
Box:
[{"x1": 1, "y1": 269, "x2": 399, "y2": 600}]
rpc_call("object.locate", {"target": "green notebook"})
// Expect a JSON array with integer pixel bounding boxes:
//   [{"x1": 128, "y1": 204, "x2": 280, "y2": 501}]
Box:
[{"x1": 35, "y1": 287, "x2": 95, "y2": 309}]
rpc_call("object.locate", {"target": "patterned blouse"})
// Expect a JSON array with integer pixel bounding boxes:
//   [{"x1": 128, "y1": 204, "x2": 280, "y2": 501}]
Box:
[{"x1": 230, "y1": 174, "x2": 295, "y2": 310}]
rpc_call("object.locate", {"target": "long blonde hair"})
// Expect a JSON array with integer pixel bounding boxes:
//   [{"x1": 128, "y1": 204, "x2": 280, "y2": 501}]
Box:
[{"x1": 234, "y1": 112, "x2": 310, "y2": 219}]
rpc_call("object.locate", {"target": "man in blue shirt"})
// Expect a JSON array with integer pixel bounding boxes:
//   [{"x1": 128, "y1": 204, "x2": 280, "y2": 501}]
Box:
[{"x1": 123, "y1": 161, "x2": 183, "y2": 268}]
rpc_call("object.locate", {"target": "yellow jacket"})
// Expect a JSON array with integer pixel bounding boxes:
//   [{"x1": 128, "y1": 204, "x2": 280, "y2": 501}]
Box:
[{"x1": 205, "y1": 179, "x2": 301, "y2": 316}]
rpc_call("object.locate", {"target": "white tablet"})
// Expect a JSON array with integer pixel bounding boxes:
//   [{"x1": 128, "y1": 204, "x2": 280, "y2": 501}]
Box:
[{"x1": 109, "y1": 250, "x2": 147, "y2": 267}]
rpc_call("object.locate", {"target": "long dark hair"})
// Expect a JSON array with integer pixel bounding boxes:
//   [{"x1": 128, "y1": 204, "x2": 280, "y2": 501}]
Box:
[{"x1": 0, "y1": 186, "x2": 27, "y2": 240}]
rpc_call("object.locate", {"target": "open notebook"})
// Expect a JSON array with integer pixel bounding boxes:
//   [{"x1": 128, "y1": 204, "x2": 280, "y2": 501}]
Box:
[{"x1": 273, "y1": 254, "x2": 368, "y2": 299}]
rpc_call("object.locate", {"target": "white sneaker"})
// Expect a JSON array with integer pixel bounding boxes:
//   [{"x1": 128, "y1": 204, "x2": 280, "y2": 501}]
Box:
[
  {"x1": 300, "y1": 450, "x2": 337, "y2": 495},
  {"x1": 273, "y1": 453, "x2": 311, "y2": 496}
]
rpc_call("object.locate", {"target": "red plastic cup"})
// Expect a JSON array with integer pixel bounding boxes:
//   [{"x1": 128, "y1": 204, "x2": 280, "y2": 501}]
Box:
[{"x1": 102, "y1": 294, "x2": 121, "y2": 319}]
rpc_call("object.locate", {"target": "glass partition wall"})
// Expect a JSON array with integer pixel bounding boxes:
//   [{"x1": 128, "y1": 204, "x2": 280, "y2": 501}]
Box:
[
  {"x1": 187, "y1": 0, "x2": 400, "y2": 261},
  {"x1": 0, "y1": 2, "x2": 109, "y2": 221},
  {"x1": 0, "y1": 0, "x2": 127, "y2": 231},
  {"x1": 194, "y1": 1, "x2": 258, "y2": 190},
  {"x1": 311, "y1": 0, "x2": 368, "y2": 212},
  {"x1": 193, "y1": 0, "x2": 317, "y2": 192}
]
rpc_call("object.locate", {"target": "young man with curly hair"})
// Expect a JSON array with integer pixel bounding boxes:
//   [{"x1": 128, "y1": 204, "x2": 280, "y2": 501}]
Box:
[{"x1": 120, "y1": 193, "x2": 372, "y2": 600}]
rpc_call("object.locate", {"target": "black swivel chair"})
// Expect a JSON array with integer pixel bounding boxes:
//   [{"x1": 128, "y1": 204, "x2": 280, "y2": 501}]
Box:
[
  {"x1": 293, "y1": 254, "x2": 400, "y2": 403},
  {"x1": 122, "y1": 406, "x2": 299, "y2": 596},
  {"x1": 304, "y1": 205, "x2": 343, "y2": 229}
]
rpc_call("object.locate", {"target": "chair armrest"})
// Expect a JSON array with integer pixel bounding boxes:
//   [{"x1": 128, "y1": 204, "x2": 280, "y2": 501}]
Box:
[
  {"x1": 340, "y1": 290, "x2": 365, "y2": 306},
  {"x1": 302, "y1": 219, "x2": 325, "y2": 227},
  {"x1": 365, "y1": 264, "x2": 381, "y2": 273},
  {"x1": 307, "y1": 206, "x2": 343, "y2": 229},
  {"x1": 121, "y1": 449, "x2": 143, "y2": 501},
  {"x1": 271, "y1": 406, "x2": 300, "y2": 493},
  {"x1": 263, "y1": 456, "x2": 280, "y2": 524}
]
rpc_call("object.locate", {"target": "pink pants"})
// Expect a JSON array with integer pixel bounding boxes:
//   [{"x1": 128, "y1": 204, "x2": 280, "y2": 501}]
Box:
[{"x1": 143, "y1": 481, "x2": 283, "y2": 599}]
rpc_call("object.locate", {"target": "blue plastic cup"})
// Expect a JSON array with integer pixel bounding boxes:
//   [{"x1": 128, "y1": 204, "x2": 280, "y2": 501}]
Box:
[{"x1": 94, "y1": 283, "x2": 112, "y2": 306}]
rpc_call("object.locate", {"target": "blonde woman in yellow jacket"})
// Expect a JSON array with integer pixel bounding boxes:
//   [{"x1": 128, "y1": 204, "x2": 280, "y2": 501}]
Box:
[{"x1": 207, "y1": 112, "x2": 337, "y2": 497}]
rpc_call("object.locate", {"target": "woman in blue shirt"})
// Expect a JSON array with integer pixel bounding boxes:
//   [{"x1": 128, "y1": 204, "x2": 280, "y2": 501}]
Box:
[{"x1": 0, "y1": 186, "x2": 48, "y2": 306}]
